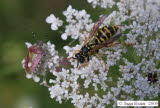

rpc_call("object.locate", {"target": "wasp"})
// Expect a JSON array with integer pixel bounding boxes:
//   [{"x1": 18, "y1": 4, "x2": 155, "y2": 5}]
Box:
[{"x1": 68, "y1": 15, "x2": 134, "y2": 70}]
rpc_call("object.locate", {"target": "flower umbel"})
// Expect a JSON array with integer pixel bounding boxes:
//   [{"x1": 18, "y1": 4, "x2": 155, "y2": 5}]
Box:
[{"x1": 22, "y1": 0, "x2": 160, "y2": 107}]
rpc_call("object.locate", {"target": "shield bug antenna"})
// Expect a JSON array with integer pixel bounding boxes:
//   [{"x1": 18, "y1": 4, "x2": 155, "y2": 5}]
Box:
[
  {"x1": 32, "y1": 32, "x2": 39, "y2": 42},
  {"x1": 31, "y1": 32, "x2": 49, "y2": 43}
]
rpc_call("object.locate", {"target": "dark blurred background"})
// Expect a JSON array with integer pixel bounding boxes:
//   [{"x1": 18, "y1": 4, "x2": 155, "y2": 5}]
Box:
[
  {"x1": 0, "y1": 0, "x2": 106, "y2": 108},
  {"x1": 2, "y1": 0, "x2": 159, "y2": 107}
]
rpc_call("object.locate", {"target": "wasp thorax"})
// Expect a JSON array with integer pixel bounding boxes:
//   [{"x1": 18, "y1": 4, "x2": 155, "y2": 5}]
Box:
[
  {"x1": 75, "y1": 53, "x2": 85, "y2": 63},
  {"x1": 81, "y1": 46, "x2": 89, "y2": 55}
]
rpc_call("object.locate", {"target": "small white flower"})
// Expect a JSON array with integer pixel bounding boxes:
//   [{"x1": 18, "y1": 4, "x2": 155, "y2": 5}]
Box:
[
  {"x1": 26, "y1": 73, "x2": 32, "y2": 79},
  {"x1": 46, "y1": 14, "x2": 63, "y2": 30},
  {"x1": 61, "y1": 33, "x2": 67, "y2": 40},
  {"x1": 33, "y1": 75, "x2": 40, "y2": 82},
  {"x1": 25, "y1": 42, "x2": 32, "y2": 48}
]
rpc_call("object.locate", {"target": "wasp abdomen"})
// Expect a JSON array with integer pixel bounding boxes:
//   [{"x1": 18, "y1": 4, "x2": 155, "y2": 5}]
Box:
[{"x1": 95, "y1": 26, "x2": 119, "y2": 44}]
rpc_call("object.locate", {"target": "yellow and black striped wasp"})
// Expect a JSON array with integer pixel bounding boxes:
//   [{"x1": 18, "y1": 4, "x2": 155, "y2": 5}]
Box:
[{"x1": 68, "y1": 15, "x2": 134, "y2": 70}]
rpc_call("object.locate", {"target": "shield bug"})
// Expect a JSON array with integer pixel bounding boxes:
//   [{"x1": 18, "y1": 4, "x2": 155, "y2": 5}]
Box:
[
  {"x1": 23, "y1": 41, "x2": 60, "y2": 87},
  {"x1": 24, "y1": 41, "x2": 44, "y2": 74},
  {"x1": 23, "y1": 41, "x2": 49, "y2": 85}
]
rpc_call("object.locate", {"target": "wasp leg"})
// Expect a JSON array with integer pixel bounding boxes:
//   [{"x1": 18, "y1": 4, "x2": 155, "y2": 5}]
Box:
[
  {"x1": 77, "y1": 61, "x2": 79, "y2": 68},
  {"x1": 106, "y1": 42, "x2": 135, "y2": 47},
  {"x1": 95, "y1": 53, "x2": 107, "y2": 71},
  {"x1": 67, "y1": 50, "x2": 81, "y2": 60},
  {"x1": 78, "y1": 62, "x2": 89, "y2": 69}
]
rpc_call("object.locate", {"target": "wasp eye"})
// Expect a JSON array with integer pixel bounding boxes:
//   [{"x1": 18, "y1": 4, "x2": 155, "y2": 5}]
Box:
[{"x1": 75, "y1": 53, "x2": 84, "y2": 63}]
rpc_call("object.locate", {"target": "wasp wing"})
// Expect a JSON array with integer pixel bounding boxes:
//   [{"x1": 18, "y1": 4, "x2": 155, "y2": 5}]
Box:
[
  {"x1": 84, "y1": 15, "x2": 107, "y2": 45},
  {"x1": 89, "y1": 33, "x2": 122, "y2": 54}
]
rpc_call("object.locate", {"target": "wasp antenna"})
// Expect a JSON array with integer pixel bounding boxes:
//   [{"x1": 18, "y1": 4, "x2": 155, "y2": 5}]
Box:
[
  {"x1": 67, "y1": 57, "x2": 72, "y2": 60},
  {"x1": 67, "y1": 57, "x2": 76, "y2": 60}
]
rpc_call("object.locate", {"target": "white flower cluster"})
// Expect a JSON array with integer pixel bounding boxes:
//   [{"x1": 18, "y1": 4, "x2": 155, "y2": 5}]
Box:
[
  {"x1": 119, "y1": 58, "x2": 160, "y2": 100},
  {"x1": 105, "y1": 48, "x2": 123, "y2": 66},
  {"x1": 116, "y1": 0, "x2": 160, "y2": 57},
  {"x1": 87, "y1": 0, "x2": 116, "y2": 8},
  {"x1": 61, "y1": 5, "x2": 93, "y2": 40},
  {"x1": 47, "y1": 45, "x2": 109, "y2": 106},
  {"x1": 45, "y1": 42, "x2": 60, "y2": 72},
  {"x1": 23, "y1": 0, "x2": 160, "y2": 107}
]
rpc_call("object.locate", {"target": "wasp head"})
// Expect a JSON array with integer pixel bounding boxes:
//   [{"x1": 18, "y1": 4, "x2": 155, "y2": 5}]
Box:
[{"x1": 75, "y1": 53, "x2": 85, "y2": 63}]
